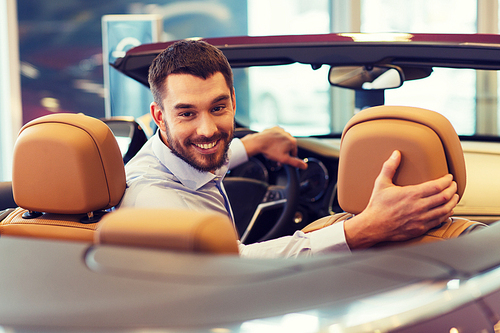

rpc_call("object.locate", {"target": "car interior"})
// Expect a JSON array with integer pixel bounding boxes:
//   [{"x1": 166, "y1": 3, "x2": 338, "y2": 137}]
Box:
[
  {"x1": 1, "y1": 113, "x2": 125, "y2": 242},
  {"x1": 5, "y1": 1, "x2": 500, "y2": 326},
  {"x1": 0, "y1": 113, "x2": 238, "y2": 254},
  {"x1": 301, "y1": 105, "x2": 487, "y2": 245},
  {"x1": 0, "y1": 105, "x2": 487, "y2": 250}
]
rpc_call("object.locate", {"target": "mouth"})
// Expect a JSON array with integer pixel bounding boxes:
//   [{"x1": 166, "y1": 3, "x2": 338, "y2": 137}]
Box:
[{"x1": 192, "y1": 140, "x2": 219, "y2": 153}]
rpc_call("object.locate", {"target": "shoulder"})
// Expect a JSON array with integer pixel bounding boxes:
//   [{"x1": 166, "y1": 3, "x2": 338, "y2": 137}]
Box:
[
  {"x1": 125, "y1": 135, "x2": 170, "y2": 180},
  {"x1": 119, "y1": 175, "x2": 188, "y2": 209}
]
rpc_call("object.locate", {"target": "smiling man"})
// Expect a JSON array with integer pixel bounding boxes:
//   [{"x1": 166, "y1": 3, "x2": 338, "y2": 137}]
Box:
[
  {"x1": 119, "y1": 40, "x2": 458, "y2": 258},
  {"x1": 156, "y1": 72, "x2": 235, "y2": 173}
]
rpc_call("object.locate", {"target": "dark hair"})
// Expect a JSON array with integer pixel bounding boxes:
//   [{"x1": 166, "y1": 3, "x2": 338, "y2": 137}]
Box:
[{"x1": 148, "y1": 40, "x2": 234, "y2": 109}]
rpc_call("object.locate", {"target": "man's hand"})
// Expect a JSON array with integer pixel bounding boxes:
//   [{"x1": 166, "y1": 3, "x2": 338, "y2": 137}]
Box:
[
  {"x1": 344, "y1": 150, "x2": 459, "y2": 249},
  {"x1": 240, "y1": 126, "x2": 308, "y2": 170}
]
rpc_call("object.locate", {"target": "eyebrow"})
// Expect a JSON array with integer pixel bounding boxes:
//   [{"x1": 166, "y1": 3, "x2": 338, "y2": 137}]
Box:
[
  {"x1": 212, "y1": 94, "x2": 230, "y2": 104},
  {"x1": 173, "y1": 94, "x2": 230, "y2": 110}
]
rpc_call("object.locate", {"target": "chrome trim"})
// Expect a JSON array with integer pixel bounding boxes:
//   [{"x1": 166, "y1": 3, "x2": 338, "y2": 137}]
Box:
[{"x1": 240, "y1": 199, "x2": 286, "y2": 243}]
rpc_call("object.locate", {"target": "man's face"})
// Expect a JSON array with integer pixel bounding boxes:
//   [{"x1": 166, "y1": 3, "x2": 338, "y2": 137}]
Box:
[{"x1": 152, "y1": 72, "x2": 236, "y2": 172}]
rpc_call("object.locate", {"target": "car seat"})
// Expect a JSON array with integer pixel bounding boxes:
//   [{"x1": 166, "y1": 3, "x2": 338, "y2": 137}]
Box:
[
  {"x1": 0, "y1": 113, "x2": 125, "y2": 241},
  {"x1": 302, "y1": 105, "x2": 487, "y2": 246},
  {"x1": 0, "y1": 113, "x2": 238, "y2": 254}
]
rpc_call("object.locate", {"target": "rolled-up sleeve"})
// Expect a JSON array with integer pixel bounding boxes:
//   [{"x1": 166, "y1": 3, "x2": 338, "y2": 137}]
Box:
[{"x1": 228, "y1": 138, "x2": 249, "y2": 170}]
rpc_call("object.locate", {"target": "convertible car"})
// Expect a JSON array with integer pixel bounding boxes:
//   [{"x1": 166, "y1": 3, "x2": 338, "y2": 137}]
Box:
[{"x1": 1, "y1": 33, "x2": 500, "y2": 332}]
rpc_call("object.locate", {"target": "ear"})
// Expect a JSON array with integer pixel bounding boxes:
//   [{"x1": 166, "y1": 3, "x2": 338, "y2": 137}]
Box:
[
  {"x1": 231, "y1": 88, "x2": 237, "y2": 115},
  {"x1": 151, "y1": 102, "x2": 167, "y2": 132}
]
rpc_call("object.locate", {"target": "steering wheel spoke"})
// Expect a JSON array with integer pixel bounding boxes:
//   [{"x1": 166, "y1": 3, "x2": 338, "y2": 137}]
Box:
[
  {"x1": 240, "y1": 197, "x2": 287, "y2": 243},
  {"x1": 262, "y1": 185, "x2": 287, "y2": 203},
  {"x1": 238, "y1": 164, "x2": 299, "y2": 244}
]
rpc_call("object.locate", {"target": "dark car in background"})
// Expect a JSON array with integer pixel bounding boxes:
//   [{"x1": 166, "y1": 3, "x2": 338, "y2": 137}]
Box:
[{"x1": 1, "y1": 33, "x2": 500, "y2": 332}]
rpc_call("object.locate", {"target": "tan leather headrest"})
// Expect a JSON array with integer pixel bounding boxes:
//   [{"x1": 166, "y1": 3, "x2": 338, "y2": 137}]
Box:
[
  {"x1": 96, "y1": 208, "x2": 239, "y2": 254},
  {"x1": 12, "y1": 113, "x2": 126, "y2": 214},
  {"x1": 338, "y1": 105, "x2": 466, "y2": 214}
]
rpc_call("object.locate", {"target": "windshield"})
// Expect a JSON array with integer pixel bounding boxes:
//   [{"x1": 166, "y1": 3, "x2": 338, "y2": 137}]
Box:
[
  {"x1": 233, "y1": 63, "x2": 332, "y2": 137},
  {"x1": 384, "y1": 68, "x2": 476, "y2": 136},
  {"x1": 235, "y1": 65, "x2": 500, "y2": 139}
]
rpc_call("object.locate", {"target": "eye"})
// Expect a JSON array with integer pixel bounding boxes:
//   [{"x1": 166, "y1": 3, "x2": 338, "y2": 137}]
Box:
[
  {"x1": 179, "y1": 111, "x2": 194, "y2": 117},
  {"x1": 212, "y1": 105, "x2": 225, "y2": 113}
]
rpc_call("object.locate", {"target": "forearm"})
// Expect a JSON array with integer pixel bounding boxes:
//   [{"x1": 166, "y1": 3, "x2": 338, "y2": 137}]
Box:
[
  {"x1": 343, "y1": 213, "x2": 384, "y2": 249},
  {"x1": 239, "y1": 132, "x2": 263, "y2": 158}
]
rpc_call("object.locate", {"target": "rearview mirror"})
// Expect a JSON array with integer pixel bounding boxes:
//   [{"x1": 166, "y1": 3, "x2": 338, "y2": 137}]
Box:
[{"x1": 328, "y1": 65, "x2": 404, "y2": 90}]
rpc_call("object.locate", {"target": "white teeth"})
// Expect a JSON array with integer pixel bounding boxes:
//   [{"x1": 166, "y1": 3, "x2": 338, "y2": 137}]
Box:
[{"x1": 195, "y1": 141, "x2": 217, "y2": 149}]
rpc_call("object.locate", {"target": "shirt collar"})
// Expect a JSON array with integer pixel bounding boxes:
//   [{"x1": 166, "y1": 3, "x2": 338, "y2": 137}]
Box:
[{"x1": 151, "y1": 131, "x2": 230, "y2": 190}]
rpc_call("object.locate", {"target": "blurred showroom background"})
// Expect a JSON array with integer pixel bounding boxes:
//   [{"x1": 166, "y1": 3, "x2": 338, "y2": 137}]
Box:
[{"x1": 0, "y1": 0, "x2": 497, "y2": 180}]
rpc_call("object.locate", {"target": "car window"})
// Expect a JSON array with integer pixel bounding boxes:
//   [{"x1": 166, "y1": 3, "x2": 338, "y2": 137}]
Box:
[
  {"x1": 384, "y1": 68, "x2": 477, "y2": 136},
  {"x1": 236, "y1": 65, "x2": 500, "y2": 138},
  {"x1": 234, "y1": 64, "x2": 332, "y2": 137},
  {"x1": 359, "y1": 0, "x2": 486, "y2": 138}
]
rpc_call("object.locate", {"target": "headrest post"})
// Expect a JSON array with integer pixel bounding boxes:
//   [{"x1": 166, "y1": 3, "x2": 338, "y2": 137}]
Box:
[
  {"x1": 22, "y1": 210, "x2": 43, "y2": 219},
  {"x1": 80, "y1": 211, "x2": 106, "y2": 224}
]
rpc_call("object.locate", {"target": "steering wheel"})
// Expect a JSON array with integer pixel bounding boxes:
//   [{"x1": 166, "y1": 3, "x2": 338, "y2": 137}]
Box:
[{"x1": 223, "y1": 128, "x2": 300, "y2": 244}]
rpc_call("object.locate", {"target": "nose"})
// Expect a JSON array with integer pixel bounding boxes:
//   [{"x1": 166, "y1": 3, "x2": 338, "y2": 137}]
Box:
[{"x1": 196, "y1": 112, "x2": 218, "y2": 138}]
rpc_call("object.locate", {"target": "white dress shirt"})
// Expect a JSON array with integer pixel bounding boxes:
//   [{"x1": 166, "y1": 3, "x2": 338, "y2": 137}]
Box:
[{"x1": 119, "y1": 131, "x2": 350, "y2": 258}]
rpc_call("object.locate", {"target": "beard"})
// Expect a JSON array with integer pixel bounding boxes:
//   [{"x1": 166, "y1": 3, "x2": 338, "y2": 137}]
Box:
[{"x1": 165, "y1": 122, "x2": 234, "y2": 173}]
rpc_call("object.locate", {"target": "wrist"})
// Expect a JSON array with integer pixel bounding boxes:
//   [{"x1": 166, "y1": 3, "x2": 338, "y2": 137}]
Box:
[
  {"x1": 240, "y1": 132, "x2": 263, "y2": 158},
  {"x1": 344, "y1": 213, "x2": 381, "y2": 249}
]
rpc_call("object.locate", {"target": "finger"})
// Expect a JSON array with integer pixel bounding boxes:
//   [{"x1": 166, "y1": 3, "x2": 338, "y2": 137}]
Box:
[
  {"x1": 411, "y1": 174, "x2": 454, "y2": 198},
  {"x1": 380, "y1": 150, "x2": 401, "y2": 179},
  {"x1": 279, "y1": 131, "x2": 298, "y2": 157},
  {"x1": 429, "y1": 180, "x2": 458, "y2": 208},
  {"x1": 290, "y1": 142, "x2": 298, "y2": 157},
  {"x1": 373, "y1": 150, "x2": 400, "y2": 190},
  {"x1": 282, "y1": 156, "x2": 308, "y2": 170},
  {"x1": 409, "y1": 180, "x2": 457, "y2": 219},
  {"x1": 420, "y1": 192, "x2": 459, "y2": 225},
  {"x1": 396, "y1": 195, "x2": 458, "y2": 241}
]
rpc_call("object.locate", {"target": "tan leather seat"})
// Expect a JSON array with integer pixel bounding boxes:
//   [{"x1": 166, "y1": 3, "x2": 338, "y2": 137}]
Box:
[
  {"x1": 1, "y1": 113, "x2": 126, "y2": 241},
  {"x1": 95, "y1": 208, "x2": 238, "y2": 254},
  {"x1": 303, "y1": 105, "x2": 486, "y2": 245},
  {"x1": 0, "y1": 113, "x2": 238, "y2": 254}
]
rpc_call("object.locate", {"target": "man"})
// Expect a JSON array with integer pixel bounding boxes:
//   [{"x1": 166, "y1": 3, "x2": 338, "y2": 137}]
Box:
[{"x1": 119, "y1": 40, "x2": 458, "y2": 258}]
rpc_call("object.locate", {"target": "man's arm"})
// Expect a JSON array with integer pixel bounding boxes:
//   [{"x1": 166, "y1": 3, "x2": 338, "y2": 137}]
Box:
[
  {"x1": 344, "y1": 150, "x2": 459, "y2": 249},
  {"x1": 236, "y1": 133, "x2": 458, "y2": 253},
  {"x1": 239, "y1": 126, "x2": 308, "y2": 170}
]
